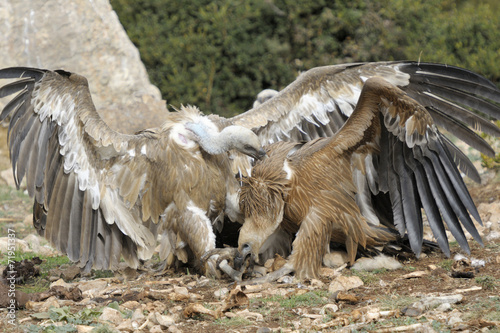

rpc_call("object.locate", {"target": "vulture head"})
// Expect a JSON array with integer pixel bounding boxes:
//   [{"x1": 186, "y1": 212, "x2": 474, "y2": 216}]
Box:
[
  {"x1": 236, "y1": 160, "x2": 288, "y2": 267},
  {"x1": 252, "y1": 88, "x2": 279, "y2": 108},
  {"x1": 184, "y1": 120, "x2": 266, "y2": 159}
]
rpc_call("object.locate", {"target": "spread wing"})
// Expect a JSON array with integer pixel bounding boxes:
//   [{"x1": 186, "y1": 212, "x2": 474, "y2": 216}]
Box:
[
  {"x1": 0, "y1": 67, "x2": 199, "y2": 271},
  {"x1": 231, "y1": 61, "x2": 500, "y2": 182},
  {"x1": 334, "y1": 77, "x2": 484, "y2": 257}
]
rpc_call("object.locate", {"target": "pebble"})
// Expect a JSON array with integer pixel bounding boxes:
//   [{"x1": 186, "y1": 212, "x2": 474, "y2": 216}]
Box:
[
  {"x1": 99, "y1": 307, "x2": 123, "y2": 325},
  {"x1": 131, "y1": 308, "x2": 145, "y2": 321},
  {"x1": 435, "y1": 302, "x2": 452, "y2": 312},
  {"x1": 328, "y1": 275, "x2": 364, "y2": 293},
  {"x1": 256, "y1": 328, "x2": 272, "y2": 333},
  {"x1": 214, "y1": 287, "x2": 229, "y2": 299}
]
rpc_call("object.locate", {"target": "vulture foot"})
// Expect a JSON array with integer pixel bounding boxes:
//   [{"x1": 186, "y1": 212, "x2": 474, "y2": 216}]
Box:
[
  {"x1": 154, "y1": 260, "x2": 170, "y2": 276},
  {"x1": 201, "y1": 247, "x2": 242, "y2": 279}
]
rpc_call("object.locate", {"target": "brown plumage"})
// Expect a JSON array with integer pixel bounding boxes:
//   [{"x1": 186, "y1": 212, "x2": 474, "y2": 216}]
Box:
[
  {"x1": 0, "y1": 68, "x2": 265, "y2": 274},
  {"x1": 1, "y1": 61, "x2": 499, "y2": 277},
  {"x1": 237, "y1": 77, "x2": 492, "y2": 280}
]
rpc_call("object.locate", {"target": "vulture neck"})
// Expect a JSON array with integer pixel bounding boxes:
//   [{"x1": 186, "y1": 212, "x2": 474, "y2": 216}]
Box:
[{"x1": 186, "y1": 122, "x2": 236, "y2": 155}]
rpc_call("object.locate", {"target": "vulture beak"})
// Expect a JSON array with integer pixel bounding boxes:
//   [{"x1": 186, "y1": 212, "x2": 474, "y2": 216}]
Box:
[
  {"x1": 234, "y1": 243, "x2": 252, "y2": 270},
  {"x1": 254, "y1": 148, "x2": 267, "y2": 160}
]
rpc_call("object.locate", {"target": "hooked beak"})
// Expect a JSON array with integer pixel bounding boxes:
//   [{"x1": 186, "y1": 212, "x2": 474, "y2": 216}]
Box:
[
  {"x1": 253, "y1": 148, "x2": 267, "y2": 160},
  {"x1": 234, "y1": 243, "x2": 252, "y2": 270}
]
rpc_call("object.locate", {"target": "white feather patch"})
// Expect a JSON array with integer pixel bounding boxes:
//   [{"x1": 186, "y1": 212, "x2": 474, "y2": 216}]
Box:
[
  {"x1": 283, "y1": 160, "x2": 293, "y2": 180},
  {"x1": 353, "y1": 168, "x2": 380, "y2": 226},
  {"x1": 351, "y1": 254, "x2": 402, "y2": 271},
  {"x1": 186, "y1": 202, "x2": 216, "y2": 253},
  {"x1": 225, "y1": 190, "x2": 242, "y2": 223},
  {"x1": 100, "y1": 188, "x2": 156, "y2": 259}
]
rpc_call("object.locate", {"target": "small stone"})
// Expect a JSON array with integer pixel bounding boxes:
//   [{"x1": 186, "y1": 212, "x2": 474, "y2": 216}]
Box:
[
  {"x1": 99, "y1": 307, "x2": 123, "y2": 325},
  {"x1": 146, "y1": 301, "x2": 167, "y2": 314},
  {"x1": 323, "y1": 251, "x2": 349, "y2": 267},
  {"x1": 77, "y1": 279, "x2": 108, "y2": 296},
  {"x1": 131, "y1": 308, "x2": 145, "y2": 322},
  {"x1": 168, "y1": 326, "x2": 182, "y2": 333},
  {"x1": 76, "y1": 325, "x2": 94, "y2": 333},
  {"x1": 277, "y1": 275, "x2": 294, "y2": 284},
  {"x1": 401, "y1": 306, "x2": 422, "y2": 317},
  {"x1": 155, "y1": 312, "x2": 175, "y2": 327},
  {"x1": 116, "y1": 319, "x2": 134, "y2": 332},
  {"x1": 61, "y1": 265, "x2": 81, "y2": 281},
  {"x1": 26, "y1": 296, "x2": 60, "y2": 312},
  {"x1": 22, "y1": 234, "x2": 40, "y2": 252},
  {"x1": 252, "y1": 265, "x2": 268, "y2": 277},
  {"x1": 328, "y1": 275, "x2": 364, "y2": 293},
  {"x1": 121, "y1": 300, "x2": 141, "y2": 310},
  {"x1": 256, "y1": 328, "x2": 272, "y2": 333},
  {"x1": 351, "y1": 254, "x2": 402, "y2": 271},
  {"x1": 447, "y1": 313, "x2": 463, "y2": 326},
  {"x1": 320, "y1": 303, "x2": 339, "y2": 315},
  {"x1": 173, "y1": 286, "x2": 189, "y2": 296},
  {"x1": 310, "y1": 279, "x2": 324, "y2": 289},
  {"x1": 214, "y1": 288, "x2": 229, "y2": 299},
  {"x1": 196, "y1": 277, "x2": 210, "y2": 287},
  {"x1": 0, "y1": 237, "x2": 30, "y2": 253},
  {"x1": 436, "y1": 302, "x2": 452, "y2": 312},
  {"x1": 150, "y1": 325, "x2": 163, "y2": 333}
]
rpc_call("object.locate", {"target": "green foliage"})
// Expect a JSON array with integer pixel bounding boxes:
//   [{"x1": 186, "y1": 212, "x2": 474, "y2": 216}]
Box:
[
  {"x1": 27, "y1": 306, "x2": 105, "y2": 332},
  {"x1": 377, "y1": 294, "x2": 419, "y2": 311},
  {"x1": 257, "y1": 290, "x2": 328, "y2": 309},
  {"x1": 112, "y1": 0, "x2": 500, "y2": 118},
  {"x1": 351, "y1": 269, "x2": 379, "y2": 285},
  {"x1": 475, "y1": 275, "x2": 498, "y2": 290},
  {"x1": 112, "y1": 0, "x2": 500, "y2": 169},
  {"x1": 438, "y1": 259, "x2": 454, "y2": 271},
  {"x1": 215, "y1": 316, "x2": 253, "y2": 326}
]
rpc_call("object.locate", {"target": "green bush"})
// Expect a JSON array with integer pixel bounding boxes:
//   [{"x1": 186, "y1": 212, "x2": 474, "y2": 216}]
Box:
[{"x1": 111, "y1": 0, "x2": 500, "y2": 118}]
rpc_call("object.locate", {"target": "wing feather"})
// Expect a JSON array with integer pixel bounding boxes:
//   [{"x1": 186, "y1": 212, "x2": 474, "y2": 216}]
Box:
[
  {"x1": 231, "y1": 61, "x2": 499, "y2": 181},
  {"x1": 334, "y1": 76, "x2": 483, "y2": 258},
  {"x1": 0, "y1": 67, "x2": 164, "y2": 271}
]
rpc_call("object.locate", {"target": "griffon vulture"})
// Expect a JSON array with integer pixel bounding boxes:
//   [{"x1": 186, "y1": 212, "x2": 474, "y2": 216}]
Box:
[
  {"x1": 234, "y1": 75, "x2": 499, "y2": 281},
  {"x1": 0, "y1": 61, "x2": 498, "y2": 276},
  {"x1": 0, "y1": 68, "x2": 265, "y2": 274}
]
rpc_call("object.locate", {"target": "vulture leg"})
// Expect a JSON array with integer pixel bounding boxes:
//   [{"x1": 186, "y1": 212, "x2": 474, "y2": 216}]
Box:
[
  {"x1": 219, "y1": 259, "x2": 243, "y2": 282},
  {"x1": 200, "y1": 247, "x2": 243, "y2": 280},
  {"x1": 173, "y1": 206, "x2": 222, "y2": 277}
]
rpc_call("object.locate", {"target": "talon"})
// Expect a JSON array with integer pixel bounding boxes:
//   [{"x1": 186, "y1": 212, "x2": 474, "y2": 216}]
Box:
[
  {"x1": 235, "y1": 243, "x2": 252, "y2": 270},
  {"x1": 219, "y1": 259, "x2": 243, "y2": 282}
]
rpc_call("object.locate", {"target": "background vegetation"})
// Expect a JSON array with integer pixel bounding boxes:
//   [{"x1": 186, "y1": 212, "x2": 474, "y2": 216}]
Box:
[{"x1": 111, "y1": 0, "x2": 500, "y2": 117}]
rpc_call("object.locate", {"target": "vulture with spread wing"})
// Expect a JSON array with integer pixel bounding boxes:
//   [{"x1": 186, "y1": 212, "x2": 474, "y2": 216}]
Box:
[
  {"x1": 0, "y1": 62, "x2": 498, "y2": 277},
  {"x1": 0, "y1": 68, "x2": 265, "y2": 274},
  {"x1": 233, "y1": 71, "x2": 500, "y2": 281}
]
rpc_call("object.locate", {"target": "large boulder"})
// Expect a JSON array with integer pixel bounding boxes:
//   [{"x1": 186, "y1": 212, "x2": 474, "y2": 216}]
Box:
[{"x1": 0, "y1": 0, "x2": 168, "y2": 133}]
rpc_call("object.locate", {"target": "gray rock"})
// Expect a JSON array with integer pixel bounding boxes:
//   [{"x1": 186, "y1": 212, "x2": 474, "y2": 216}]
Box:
[
  {"x1": 0, "y1": 0, "x2": 168, "y2": 134},
  {"x1": 435, "y1": 302, "x2": 452, "y2": 312}
]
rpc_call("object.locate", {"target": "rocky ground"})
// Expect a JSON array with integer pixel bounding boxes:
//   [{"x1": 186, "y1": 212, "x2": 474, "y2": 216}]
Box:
[{"x1": 0, "y1": 125, "x2": 499, "y2": 333}]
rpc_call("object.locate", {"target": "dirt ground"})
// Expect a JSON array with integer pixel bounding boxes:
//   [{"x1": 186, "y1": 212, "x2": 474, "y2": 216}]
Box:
[{"x1": 0, "y1": 125, "x2": 499, "y2": 333}]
